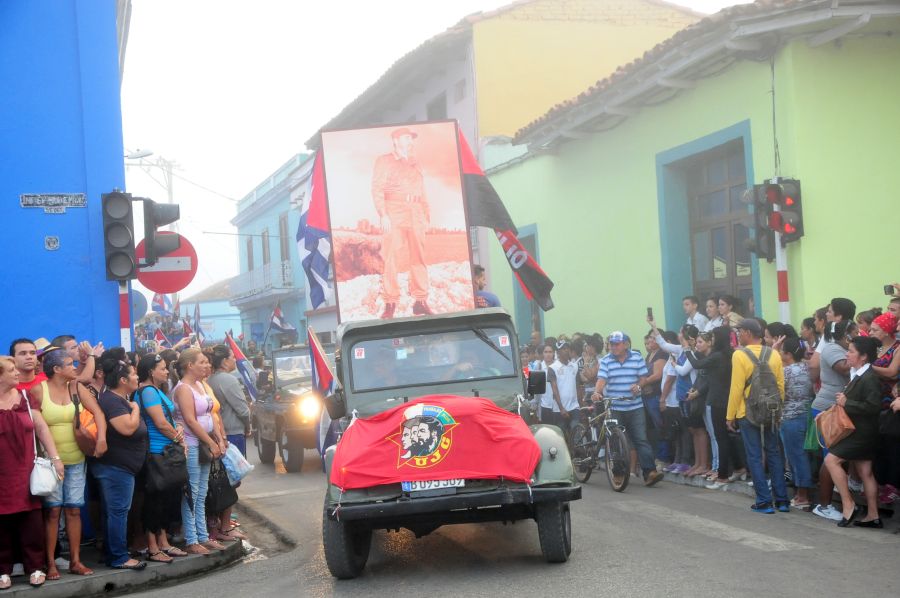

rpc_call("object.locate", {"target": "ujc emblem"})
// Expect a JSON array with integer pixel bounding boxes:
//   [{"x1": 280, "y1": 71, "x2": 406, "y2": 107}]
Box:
[{"x1": 387, "y1": 404, "x2": 458, "y2": 469}]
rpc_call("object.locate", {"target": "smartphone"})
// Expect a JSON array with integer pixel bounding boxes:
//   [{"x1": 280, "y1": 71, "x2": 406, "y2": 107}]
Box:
[
  {"x1": 885, "y1": 284, "x2": 895, "y2": 295},
  {"x1": 646, "y1": 307, "x2": 653, "y2": 320}
]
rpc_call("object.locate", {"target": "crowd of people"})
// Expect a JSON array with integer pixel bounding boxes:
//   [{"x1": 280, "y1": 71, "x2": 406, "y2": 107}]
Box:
[
  {"x1": 0, "y1": 335, "x2": 253, "y2": 589},
  {"x1": 524, "y1": 291, "x2": 900, "y2": 525}
]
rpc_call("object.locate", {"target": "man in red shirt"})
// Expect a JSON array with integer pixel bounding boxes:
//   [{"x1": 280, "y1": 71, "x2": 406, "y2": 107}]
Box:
[{"x1": 9, "y1": 338, "x2": 47, "y2": 392}]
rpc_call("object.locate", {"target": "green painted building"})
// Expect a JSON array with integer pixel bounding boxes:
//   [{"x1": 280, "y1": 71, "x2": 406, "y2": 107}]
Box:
[{"x1": 484, "y1": 0, "x2": 900, "y2": 339}]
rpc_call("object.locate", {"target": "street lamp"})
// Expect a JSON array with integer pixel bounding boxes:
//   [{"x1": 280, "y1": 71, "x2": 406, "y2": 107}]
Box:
[{"x1": 125, "y1": 150, "x2": 178, "y2": 232}]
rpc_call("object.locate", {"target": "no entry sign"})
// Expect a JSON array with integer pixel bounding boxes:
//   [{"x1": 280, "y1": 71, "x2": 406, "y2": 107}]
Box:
[{"x1": 136, "y1": 232, "x2": 198, "y2": 294}]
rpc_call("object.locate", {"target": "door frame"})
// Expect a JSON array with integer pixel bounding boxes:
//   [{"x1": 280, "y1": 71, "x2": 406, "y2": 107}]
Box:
[{"x1": 654, "y1": 120, "x2": 761, "y2": 328}]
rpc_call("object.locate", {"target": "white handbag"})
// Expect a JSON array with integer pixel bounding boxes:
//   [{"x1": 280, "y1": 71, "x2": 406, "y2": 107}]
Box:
[{"x1": 24, "y1": 392, "x2": 60, "y2": 497}]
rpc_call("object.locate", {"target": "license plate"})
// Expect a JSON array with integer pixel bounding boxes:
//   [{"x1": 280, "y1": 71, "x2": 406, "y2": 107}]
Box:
[{"x1": 402, "y1": 479, "x2": 465, "y2": 492}]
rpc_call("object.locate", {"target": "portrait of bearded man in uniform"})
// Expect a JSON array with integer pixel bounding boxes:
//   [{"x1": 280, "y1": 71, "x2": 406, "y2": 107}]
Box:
[{"x1": 371, "y1": 128, "x2": 432, "y2": 319}]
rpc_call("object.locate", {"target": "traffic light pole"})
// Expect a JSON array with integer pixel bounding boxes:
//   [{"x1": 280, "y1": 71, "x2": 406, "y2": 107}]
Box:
[
  {"x1": 119, "y1": 281, "x2": 133, "y2": 350},
  {"x1": 771, "y1": 182, "x2": 791, "y2": 324}
]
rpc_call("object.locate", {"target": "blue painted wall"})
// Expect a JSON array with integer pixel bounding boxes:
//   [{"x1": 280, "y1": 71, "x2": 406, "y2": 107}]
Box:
[
  {"x1": 0, "y1": 1, "x2": 126, "y2": 348},
  {"x1": 183, "y1": 300, "x2": 243, "y2": 343}
]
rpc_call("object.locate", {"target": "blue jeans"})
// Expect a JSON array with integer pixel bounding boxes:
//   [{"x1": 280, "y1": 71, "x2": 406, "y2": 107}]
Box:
[
  {"x1": 704, "y1": 404, "x2": 719, "y2": 471},
  {"x1": 738, "y1": 418, "x2": 789, "y2": 505},
  {"x1": 92, "y1": 463, "x2": 135, "y2": 567},
  {"x1": 780, "y1": 417, "x2": 813, "y2": 488},
  {"x1": 612, "y1": 408, "x2": 656, "y2": 475},
  {"x1": 182, "y1": 445, "x2": 211, "y2": 546},
  {"x1": 642, "y1": 396, "x2": 669, "y2": 461}
]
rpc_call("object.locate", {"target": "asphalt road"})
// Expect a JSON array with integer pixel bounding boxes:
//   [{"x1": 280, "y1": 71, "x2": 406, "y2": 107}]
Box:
[{"x1": 134, "y1": 444, "x2": 899, "y2": 598}]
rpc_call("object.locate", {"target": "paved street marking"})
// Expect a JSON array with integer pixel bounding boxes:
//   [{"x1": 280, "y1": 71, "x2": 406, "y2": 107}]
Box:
[
  {"x1": 689, "y1": 492, "x2": 900, "y2": 545},
  {"x1": 610, "y1": 501, "x2": 813, "y2": 552},
  {"x1": 242, "y1": 488, "x2": 322, "y2": 500}
]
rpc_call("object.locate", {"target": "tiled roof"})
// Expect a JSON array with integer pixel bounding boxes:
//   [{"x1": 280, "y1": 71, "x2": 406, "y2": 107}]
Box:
[
  {"x1": 306, "y1": 0, "x2": 701, "y2": 149},
  {"x1": 514, "y1": 0, "x2": 825, "y2": 143}
]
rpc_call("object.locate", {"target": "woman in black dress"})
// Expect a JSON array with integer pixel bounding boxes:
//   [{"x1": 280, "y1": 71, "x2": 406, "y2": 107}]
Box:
[{"x1": 825, "y1": 336, "x2": 884, "y2": 528}]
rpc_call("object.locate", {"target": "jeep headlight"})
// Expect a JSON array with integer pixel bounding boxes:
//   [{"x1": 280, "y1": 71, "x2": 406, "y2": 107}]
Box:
[{"x1": 298, "y1": 394, "x2": 320, "y2": 421}]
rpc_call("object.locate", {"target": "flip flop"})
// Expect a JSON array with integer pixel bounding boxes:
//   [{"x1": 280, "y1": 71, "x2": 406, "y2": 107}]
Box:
[
  {"x1": 163, "y1": 547, "x2": 188, "y2": 557},
  {"x1": 68, "y1": 563, "x2": 94, "y2": 576},
  {"x1": 29, "y1": 571, "x2": 46, "y2": 587},
  {"x1": 46, "y1": 568, "x2": 61, "y2": 581},
  {"x1": 114, "y1": 561, "x2": 146, "y2": 571},
  {"x1": 148, "y1": 551, "x2": 173, "y2": 564}
]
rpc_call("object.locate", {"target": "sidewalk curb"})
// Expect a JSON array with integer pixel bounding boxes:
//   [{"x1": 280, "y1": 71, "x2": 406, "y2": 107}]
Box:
[
  {"x1": 663, "y1": 471, "x2": 757, "y2": 498},
  {"x1": 236, "y1": 498, "x2": 299, "y2": 549},
  {"x1": 5, "y1": 541, "x2": 242, "y2": 598}
]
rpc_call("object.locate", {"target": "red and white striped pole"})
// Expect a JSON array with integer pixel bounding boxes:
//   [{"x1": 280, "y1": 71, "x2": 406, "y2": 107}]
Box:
[
  {"x1": 118, "y1": 281, "x2": 132, "y2": 350},
  {"x1": 772, "y1": 178, "x2": 790, "y2": 323}
]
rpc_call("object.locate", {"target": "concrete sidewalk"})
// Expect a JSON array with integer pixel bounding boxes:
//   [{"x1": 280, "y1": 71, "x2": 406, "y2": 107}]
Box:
[{"x1": 4, "y1": 540, "x2": 243, "y2": 597}]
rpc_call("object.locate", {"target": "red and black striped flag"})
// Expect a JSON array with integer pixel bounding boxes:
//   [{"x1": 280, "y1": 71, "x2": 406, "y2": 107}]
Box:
[{"x1": 458, "y1": 132, "x2": 554, "y2": 311}]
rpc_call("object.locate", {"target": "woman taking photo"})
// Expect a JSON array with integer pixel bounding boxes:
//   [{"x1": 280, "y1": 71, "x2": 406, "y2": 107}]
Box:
[
  {"x1": 135, "y1": 354, "x2": 188, "y2": 563},
  {"x1": 174, "y1": 349, "x2": 224, "y2": 554},
  {"x1": 94, "y1": 359, "x2": 147, "y2": 570},
  {"x1": 0, "y1": 356, "x2": 64, "y2": 588},
  {"x1": 30, "y1": 349, "x2": 107, "y2": 579},
  {"x1": 825, "y1": 336, "x2": 884, "y2": 527}
]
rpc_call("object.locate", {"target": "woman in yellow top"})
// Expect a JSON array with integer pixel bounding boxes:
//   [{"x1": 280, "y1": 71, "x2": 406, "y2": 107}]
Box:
[{"x1": 29, "y1": 349, "x2": 108, "y2": 579}]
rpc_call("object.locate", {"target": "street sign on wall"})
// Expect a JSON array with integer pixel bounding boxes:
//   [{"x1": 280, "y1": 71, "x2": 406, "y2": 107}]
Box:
[{"x1": 135, "y1": 231, "x2": 198, "y2": 294}]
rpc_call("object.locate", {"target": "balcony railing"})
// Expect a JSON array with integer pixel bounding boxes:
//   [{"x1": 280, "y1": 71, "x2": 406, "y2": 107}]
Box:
[{"x1": 230, "y1": 260, "x2": 294, "y2": 300}]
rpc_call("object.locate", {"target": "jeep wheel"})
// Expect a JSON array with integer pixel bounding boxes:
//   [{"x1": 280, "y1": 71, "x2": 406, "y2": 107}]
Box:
[
  {"x1": 279, "y1": 429, "x2": 304, "y2": 473},
  {"x1": 535, "y1": 500, "x2": 572, "y2": 563},
  {"x1": 256, "y1": 428, "x2": 275, "y2": 465},
  {"x1": 322, "y1": 501, "x2": 371, "y2": 579}
]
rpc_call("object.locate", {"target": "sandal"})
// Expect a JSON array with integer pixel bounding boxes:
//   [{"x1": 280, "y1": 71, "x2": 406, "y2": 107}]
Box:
[
  {"x1": 46, "y1": 567, "x2": 61, "y2": 581},
  {"x1": 184, "y1": 544, "x2": 210, "y2": 555},
  {"x1": 114, "y1": 560, "x2": 146, "y2": 571},
  {"x1": 148, "y1": 551, "x2": 173, "y2": 564},
  {"x1": 219, "y1": 526, "x2": 247, "y2": 540},
  {"x1": 705, "y1": 470, "x2": 719, "y2": 482},
  {"x1": 68, "y1": 562, "x2": 94, "y2": 576},
  {"x1": 162, "y1": 547, "x2": 188, "y2": 557},
  {"x1": 0, "y1": 574, "x2": 11, "y2": 590},
  {"x1": 29, "y1": 571, "x2": 46, "y2": 587},
  {"x1": 203, "y1": 540, "x2": 226, "y2": 551}
]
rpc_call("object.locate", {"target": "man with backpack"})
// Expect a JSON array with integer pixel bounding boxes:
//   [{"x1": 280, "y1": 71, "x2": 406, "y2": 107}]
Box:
[{"x1": 726, "y1": 318, "x2": 790, "y2": 514}]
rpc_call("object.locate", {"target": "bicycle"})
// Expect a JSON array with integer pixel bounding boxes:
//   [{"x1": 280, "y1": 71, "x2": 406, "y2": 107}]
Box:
[{"x1": 570, "y1": 398, "x2": 632, "y2": 492}]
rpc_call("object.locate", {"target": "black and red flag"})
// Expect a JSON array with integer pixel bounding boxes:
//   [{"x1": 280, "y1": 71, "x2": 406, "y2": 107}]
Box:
[{"x1": 457, "y1": 132, "x2": 554, "y2": 311}]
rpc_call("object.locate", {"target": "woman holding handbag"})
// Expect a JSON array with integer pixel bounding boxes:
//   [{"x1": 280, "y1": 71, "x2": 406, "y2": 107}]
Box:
[
  {"x1": 0, "y1": 356, "x2": 64, "y2": 588},
  {"x1": 825, "y1": 336, "x2": 884, "y2": 528},
  {"x1": 136, "y1": 354, "x2": 188, "y2": 563},
  {"x1": 94, "y1": 359, "x2": 147, "y2": 570},
  {"x1": 173, "y1": 349, "x2": 224, "y2": 555},
  {"x1": 29, "y1": 350, "x2": 106, "y2": 579}
]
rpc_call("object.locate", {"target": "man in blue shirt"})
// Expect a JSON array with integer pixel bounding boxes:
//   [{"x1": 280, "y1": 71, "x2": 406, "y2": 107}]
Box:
[
  {"x1": 592, "y1": 331, "x2": 663, "y2": 487},
  {"x1": 473, "y1": 265, "x2": 501, "y2": 308}
]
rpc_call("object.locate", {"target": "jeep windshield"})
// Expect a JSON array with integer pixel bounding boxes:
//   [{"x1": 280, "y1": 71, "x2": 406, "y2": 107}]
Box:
[
  {"x1": 274, "y1": 354, "x2": 313, "y2": 388},
  {"x1": 349, "y1": 327, "x2": 516, "y2": 392}
]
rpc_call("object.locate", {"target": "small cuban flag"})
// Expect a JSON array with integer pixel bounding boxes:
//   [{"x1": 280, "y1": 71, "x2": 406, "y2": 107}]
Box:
[
  {"x1": 153, "y1": 328, "x2": 171, "y2": 348},
  {"x1": 151, "y1": 293, "x2": 173, "y2": 317},
  {"x1": 270, "y1": 302, "x2": 297, "y2": 333},
  {"x1": 226, "y1": 331, "x2": 258, "y2": 403}
]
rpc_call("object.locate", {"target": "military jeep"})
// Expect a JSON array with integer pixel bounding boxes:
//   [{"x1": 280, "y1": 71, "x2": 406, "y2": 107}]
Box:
[
  {"x1": 252, "y1": 345, "x2": 332, "y2": 472},
  {"x1": 322, "y1": 308, "x2": 580, "y2": 579}
]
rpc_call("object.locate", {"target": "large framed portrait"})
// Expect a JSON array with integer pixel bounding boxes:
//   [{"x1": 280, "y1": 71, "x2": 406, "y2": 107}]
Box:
[{"x1": 320, "y1": 121, "x2": 475, "y2": 323}]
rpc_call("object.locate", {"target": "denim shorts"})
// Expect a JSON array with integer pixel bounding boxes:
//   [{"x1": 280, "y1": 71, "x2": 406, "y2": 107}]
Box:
[{"x1": 44, "y1": 460, "x2": 87, "y2": 508}]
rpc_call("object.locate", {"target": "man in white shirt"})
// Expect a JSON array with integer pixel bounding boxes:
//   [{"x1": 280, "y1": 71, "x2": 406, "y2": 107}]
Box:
[
  {"x1": 683, "y1": 295, "x2": 709, "y2": 331},
  {"x1": 551, "y1": 341, "x2": 581, "y2": 437}
]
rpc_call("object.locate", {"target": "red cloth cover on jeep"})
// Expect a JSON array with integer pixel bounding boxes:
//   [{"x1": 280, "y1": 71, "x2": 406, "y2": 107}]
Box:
[{"x1": 329, "y1": 395, "x2": 541, "y2": 490}]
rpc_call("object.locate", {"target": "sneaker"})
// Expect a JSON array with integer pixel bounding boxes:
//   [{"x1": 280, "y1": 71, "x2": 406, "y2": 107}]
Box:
[
  {"x1": 55, "y1": 557, "x2": 70, "y2": 570},
  {"x1": 751, "y1": 502, "x2": 775, "y2": 514},
  {"x1": 705, "y1": 480, "x2": 730, "y2": 490},
  {"x1": 662, "y1": 463, "x2": 679, "y2": 473},
  {"x1": 775, "y1": 501, "x2": 791, "y2": 513},
  {"x1": 813, "y1": 504, "x2": 843, "y2": 521},
  {"x1": 644, "y1": 471, "x2": 664, "y2": 487},
  {"x1": 848, "y1": 478, "x2": 863, "y2": 493},
  {"x1": 675, "y1": 464, "x2": 691, "y2": 474}
]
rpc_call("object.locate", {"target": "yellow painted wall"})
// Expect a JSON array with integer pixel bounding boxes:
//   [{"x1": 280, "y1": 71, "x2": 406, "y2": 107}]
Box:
[{"x1": 472, "y1": 0, "x2": 699, "y2": 138}]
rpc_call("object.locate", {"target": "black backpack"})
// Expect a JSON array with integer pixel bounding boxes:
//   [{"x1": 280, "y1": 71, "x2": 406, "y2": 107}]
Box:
[{"x1": 740, "y1": 346, "x2": 782, "y2": 428}]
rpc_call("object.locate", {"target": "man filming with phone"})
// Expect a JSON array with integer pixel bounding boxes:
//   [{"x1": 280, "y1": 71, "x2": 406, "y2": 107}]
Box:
[{"x1": 592, "y1": 329, "x2": 664, "y2": 487}]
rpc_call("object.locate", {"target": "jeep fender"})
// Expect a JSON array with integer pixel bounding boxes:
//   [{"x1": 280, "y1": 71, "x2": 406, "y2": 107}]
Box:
[{"x1": 530, "y1": 424, "x2": 575, "y2": 485}]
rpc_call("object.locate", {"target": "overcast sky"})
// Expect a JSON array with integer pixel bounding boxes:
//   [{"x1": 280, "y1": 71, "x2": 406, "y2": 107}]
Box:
[{"x1": 121, "y1": 0, "x2": 752, "y2": 300}]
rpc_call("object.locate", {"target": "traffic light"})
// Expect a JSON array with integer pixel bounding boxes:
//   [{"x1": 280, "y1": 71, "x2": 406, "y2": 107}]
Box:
[
  {"x1": 741, "y1": 185, "x2": 775, "y2": 261},
  {"x1": 764, "y1": 179, "x2": 803, "y2": 244},
  {"x1": 102, "y1": 191, "x2": 137, "y2": 280},
  {"x1": 142, "y1": 198, "x2": 181, "y2": 266}
]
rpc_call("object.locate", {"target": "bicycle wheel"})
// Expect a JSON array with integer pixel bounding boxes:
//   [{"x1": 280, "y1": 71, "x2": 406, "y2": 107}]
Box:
[
  {"x1": 605, "y1": 427, "x2": 631, "y2": 492},
  {"x1": 570, "y1": 423, "x2": 593, "y2": 483}
]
